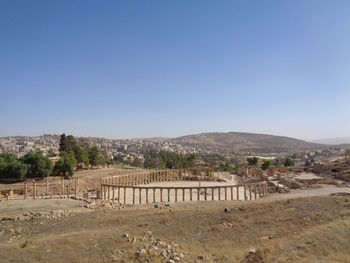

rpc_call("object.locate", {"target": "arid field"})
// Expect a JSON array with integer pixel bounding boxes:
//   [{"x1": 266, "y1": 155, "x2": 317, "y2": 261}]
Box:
[{"x1": 1, "y1": 183, "x2": 350, "y2": 263}]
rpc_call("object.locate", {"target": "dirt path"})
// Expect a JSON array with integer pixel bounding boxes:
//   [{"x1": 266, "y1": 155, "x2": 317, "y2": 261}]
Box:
[{"x1": 260, "y1": 184, "x2": 350, "y2": 202}]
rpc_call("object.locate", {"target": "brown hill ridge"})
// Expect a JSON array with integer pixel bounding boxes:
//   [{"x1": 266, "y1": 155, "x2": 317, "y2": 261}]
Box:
[{"x1": 170, "y1": 132, "x2": 327, "y2": 153}]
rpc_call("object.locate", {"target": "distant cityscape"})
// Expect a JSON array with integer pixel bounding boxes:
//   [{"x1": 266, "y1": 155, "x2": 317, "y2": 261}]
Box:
[
  {"x1": 0, "y1": 134, "x2": 199, "y2": 161},
  {"x1": 0, "y1": 134, "x2": 346, "y2": 167}
]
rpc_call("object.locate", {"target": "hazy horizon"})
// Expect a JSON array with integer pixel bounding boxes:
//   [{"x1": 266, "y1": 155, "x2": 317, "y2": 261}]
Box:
[
  {"x1": 2, "y1": 130, "x2": 350, "y2": 145},
  {"x1": 1, "y1": 1, "x2": 349, "y2": 140}
]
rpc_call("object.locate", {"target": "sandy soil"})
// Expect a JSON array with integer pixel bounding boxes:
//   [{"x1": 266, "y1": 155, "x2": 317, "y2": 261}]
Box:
[
  {"x1": 0, "y1": 191, "x2": 349, "y2": 263},
  {"x1": 0, "y1": 199, "x2": 85, "y2": 217}
]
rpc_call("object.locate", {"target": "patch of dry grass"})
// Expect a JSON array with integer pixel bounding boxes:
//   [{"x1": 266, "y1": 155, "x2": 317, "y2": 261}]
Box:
[{"x1": 0, "y1": 196, "x2": 349, "y2": 262}]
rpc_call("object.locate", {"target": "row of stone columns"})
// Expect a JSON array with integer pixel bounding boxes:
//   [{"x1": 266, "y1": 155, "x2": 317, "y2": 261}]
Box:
[
  {"x1": 102, "y1": 169, "x2": 219, "y2": 187},
  {"x1": 101, "y1": 182, "x2": 268, "y2": 204},
  {"x1": 23, "y1": 178, "x2": 78, "y2": 199}
]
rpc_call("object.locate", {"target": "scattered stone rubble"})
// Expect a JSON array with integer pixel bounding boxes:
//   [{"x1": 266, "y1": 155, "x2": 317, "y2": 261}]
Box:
[
  {"x1": 112, "y1": 231, "x2": 186, "y2": 262},
  {"x1": 1, "y1": 210, "x2": 71, "y2": 222},
  {"x1": 241, "y1": 248, "x2": 265, "y2": 263},
  {"x1": 83, "y1": 200, "x2": 129, "y2": 210}
]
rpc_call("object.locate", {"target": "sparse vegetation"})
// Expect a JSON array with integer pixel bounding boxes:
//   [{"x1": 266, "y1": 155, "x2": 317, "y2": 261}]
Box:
[
  {"x1": 247, "y1": 157, "x2": 259, "y2": 166},
  {"x1": 0, "y1": 151, "x2": 52, "y2": 179},
  {"x1": 58, "y1": 134, "x2": 113, "y2": 171},
  {"x1": 143, "y1": 150, "x2": 195, "y2": 169},
  {"x1": 261, "y1": 159, "x2": 271, "y2": 170},
  {"x1": 53, "y1": 152, "x2": 77, "y2": 177},
  {"x1": 284, "y1": 157, "x2": 295, "y2": 167}
]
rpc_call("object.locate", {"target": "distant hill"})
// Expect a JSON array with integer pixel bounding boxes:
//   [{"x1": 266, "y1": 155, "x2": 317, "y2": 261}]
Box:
[
  {"x1": 310, "y1": 137, "x2": 350, "y2": 145},
  {"x1": 170, "y1": 132, "x2": 327, "y2": 153}
]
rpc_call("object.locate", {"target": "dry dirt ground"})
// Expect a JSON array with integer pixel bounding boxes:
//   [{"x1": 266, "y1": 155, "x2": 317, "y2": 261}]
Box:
[{"x1": 1, "y1": 185, "x2": 350, "y2": 263}]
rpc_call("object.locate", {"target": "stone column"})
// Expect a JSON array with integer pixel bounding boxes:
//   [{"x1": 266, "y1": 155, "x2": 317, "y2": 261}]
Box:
[
  {"x1": 108, "y1": 185, "x2": 110, "y2": 201},
  {"x1": 24, "y1": 182, "x2": 27, "y2": 200},
  {"x1": 68, "y1": 179, "x2": 71, "y2": 196},
  {"x1": 218, "y1": 187, "x2": 221, "y2": 201},
  {"x1": 153, "y1": 188, "x2": 156, "y2": 203},
  {"x1": 244, "y1": 186, "x2": 247, "y2": 200},
  {"x1": 146, "y1": 188, "x2": 149, "y2": 204},
  {"x1": 254, "y1": 185, "x2": 257, "y2": 199},
  {"x1": 197, "y1": 188, "x2": 200, "y2": 201},
  {"x1": 33, "y1": 180, "x2": 36, "y2": 199},
  {"x1": 75, "y1": 179, "x2": 78, "y2": 197},
  {"x1": 231, "y1": 187, "x2": 233, "y2": 200},
  {"x1": 112, "y1": 186, "x2": 115, "y2": 201},
  {"x1": 139, "y1": 188, "x2": 142, "y2": 204},
  {"x1": 118, "y1": 187, "x2": 120, "y2": 203},
  {"x1": 190, "y1": 188, "x2": 193, "y2": 201},
  {"x1": 225, "y1": 187, "x2": 227, "y2": 201},
  {"x1": 160, "y1": 188, "x2": 163, "y2": 202},
  {"x1": 249, "y1": 186, "x2": 252, "y2": 200},
  {"x1": 175, "y1": 189, "x2": 178, "y2": 202},
  {"x1": 132, "y1": 188, "x2": 135, "y2": 204},
  {"x1": 204, "y1": 188, "x2": 207, "y2": 200},
  {"x1": 168, "y1": 188, "x2": 170, "y2": 202},
  {"x1": 124, "y1": 187, "x2": 126, "y2": 204},
  {"x1": 236, "y1": 185, "x2": 239, "y2": 200},
  {"x1": 61, "y1": 177, "x2": 64, "y2": 194},
  {"x1": 46, "y1": 177, "x2": 49, "y2": 196},
  {"x1": 182, "y1": 188, "x2": 185, "y2": 201},
  {"x1": 212, "y1": 187, "x2": 214, "y2": 200}
]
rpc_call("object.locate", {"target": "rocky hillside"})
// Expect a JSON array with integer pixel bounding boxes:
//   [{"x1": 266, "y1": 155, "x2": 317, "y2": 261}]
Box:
[{"x1": 170, "y1": 132, "x2": 326, "y2": 153}]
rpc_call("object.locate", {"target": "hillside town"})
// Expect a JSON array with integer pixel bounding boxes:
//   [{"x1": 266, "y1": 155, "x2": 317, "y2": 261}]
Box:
[
  {"x1": 0, "y1": 134, "x2": 345, "y2": 167},
  {"x1": 0, "y1": 135, "x2": 199, "y2": 161}
]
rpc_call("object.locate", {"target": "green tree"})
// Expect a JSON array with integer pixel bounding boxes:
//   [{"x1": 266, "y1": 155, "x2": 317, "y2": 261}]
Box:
[
  {"x1": 131, "y1": 157, "x2": 143, "y2": 167},
  {"x1": 98, "y1": 150, "x2": 109, "y2": 167},
  {"x1": 144, "y1": 155, "x2": 156, "y2": 168},
  {"x1": 59, "y1": 133, "x2": 66, "y2": 152},
  {"x1": 5, "y1": 160, "x2": 28, "y2": 179},
  {"x1": 0, "y1": 153, "x2": 28, "y2": 179},
  {"x1": 21, "y1": 151, "x2": 53, "y2": 177},
  {"x1": 88, "y1": 146, "x2": 100, "y2": 167},
  {"x1": 247, "y1": 157, "x2": 259, "y2": 166},
  {"x1": 261, "y1": 159, "x2": 271, "y2": 170},
  {"x1": 59, "y1": 134, "x2": 77, "y2": 154},
  {"x1": 113, "y1": 154, "x2": 125, "y2": 165},
  {"x1": 53, "y1": 153, "x2": 77, "y2": 177},
  {"x1": 59, "y1": 134, "x2": 89, "y2": 168},
  {"x1": 272, "y1": 158, "x2": 281, "y2": 167},
  {"x1": 284, "y1": 158, "x2": 295, "y2": 167},
  {"x1": 74, "y1": 145, "x2": 89, "y2": 167}
]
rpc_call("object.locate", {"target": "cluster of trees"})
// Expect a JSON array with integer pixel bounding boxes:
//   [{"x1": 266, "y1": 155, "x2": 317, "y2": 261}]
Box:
[
  {"x1": 246, "y1": 156, "x2": 295, "y2": 170},
  {"x1": 53, "y1": 134, "x2": 113, "y2": 177},
  {"x1": 247, "y1": 157, "x2": 259, "y2": 166},
  {"x1": 143, "y1": 150, "x2": 196, "y2": 169},
  {"x1": 0, "y1": 134, "x2": 113, "y2": 179},
  {"x1": 283, "y1": 157, "x2": 295, "y2": 167},
  {"x1": 0, "y1": 151, "x2": 53, "y2": 179},
  {"x1": 113, "y1": 150, "x2": 196, "y2": 169},
  {"x1": 261, "y1": 159, "x2": 271, "y2": 170}
]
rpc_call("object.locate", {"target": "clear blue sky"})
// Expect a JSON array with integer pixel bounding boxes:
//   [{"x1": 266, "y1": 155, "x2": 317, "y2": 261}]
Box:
[{"x1": 1, "y1": 0, "x2": 349, "y2": 140}]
